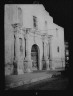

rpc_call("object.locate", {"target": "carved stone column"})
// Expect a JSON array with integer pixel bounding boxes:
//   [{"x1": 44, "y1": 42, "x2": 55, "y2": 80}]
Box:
[
  {"x1": 11, "y1": 23, "x2": 18, "y2": 74},
  {"x1": 45, "y1": 42, "x2": 50, "y2": 70},
  {"x1": 17, "y1": 30, "x2": 24, "y2": 74},
  {"x1": 26, "y1": 29, "x2": 32, "y2": 72},
  {"x1": 27, "y1": 49, "x2": 32, "y2": 72},
  {"x1": 41, "y1": 34, "x2": 46, "y2": 70},
  {"x1": 48, "y1": 35, "x2": 53, "y2": 70},
  {"x1": 23, "y1": 28, "x2": 32, "y2": 72},
  {"x1": 11, "y1": 23, "x2": 25, "y2": 75}
]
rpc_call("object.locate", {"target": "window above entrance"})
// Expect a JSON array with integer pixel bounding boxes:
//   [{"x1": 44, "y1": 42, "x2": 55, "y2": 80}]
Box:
[
  {"x1": 57, "y1": 46, "x2": 59, "y2": 52},
  {"x1": 33, "y1": 16, "x2": 38, "y2": 29}
]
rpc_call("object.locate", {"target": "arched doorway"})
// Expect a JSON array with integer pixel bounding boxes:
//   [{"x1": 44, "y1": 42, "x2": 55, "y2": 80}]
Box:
[{"x1": 31, "y1": 44, "x2": 39, "y2": 70}]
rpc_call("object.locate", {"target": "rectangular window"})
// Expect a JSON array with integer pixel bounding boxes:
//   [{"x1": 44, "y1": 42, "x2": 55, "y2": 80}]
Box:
[
  {"x1": 33, "y1": 16, "x2": 37, "y2": 28},
  {"x1": 18, "y1": 7, "x2": 23, "y2": 25},
  {"x1": 57, "y1": 46, "x2": 59, "y2": 52},
  {"x1": 19, "y1": 38, "x2": 23, "y2": 53}
]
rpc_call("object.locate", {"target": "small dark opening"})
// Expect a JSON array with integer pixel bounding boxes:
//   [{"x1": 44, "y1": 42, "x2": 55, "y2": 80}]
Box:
[
  {"x1": 33, "y1": 16, "x2": 37, "y2": 28},
  {"x1": 57, "y1": 46, "x2": 59, "y2": 52},
  {"x1": 19, "y1": 38, "x2": 23, "y2": 53}
]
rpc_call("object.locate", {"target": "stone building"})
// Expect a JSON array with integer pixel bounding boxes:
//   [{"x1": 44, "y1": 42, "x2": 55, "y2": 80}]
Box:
[{"x1": 5, "y1": 4, "x2": 65, "y2": 75}]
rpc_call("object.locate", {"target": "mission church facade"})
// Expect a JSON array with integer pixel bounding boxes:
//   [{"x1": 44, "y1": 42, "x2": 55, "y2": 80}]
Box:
[{"x1": 5, "y1": 4, "x2": 65, "y2": 75}]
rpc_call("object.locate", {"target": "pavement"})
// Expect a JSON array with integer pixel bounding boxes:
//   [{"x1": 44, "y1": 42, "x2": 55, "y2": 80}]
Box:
[{"x1": 5, "y1": 69, "x2": 63, "y2": 90}]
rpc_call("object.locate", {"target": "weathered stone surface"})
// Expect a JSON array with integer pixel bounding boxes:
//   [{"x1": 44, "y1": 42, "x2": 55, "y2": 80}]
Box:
[
  {"x1": 17, "y1": 69, "x2": 24, "y2": 74},
  {"x1": 5, "y1": 4, "x2": 65, "y2": 75},
  {"x1": 5, "y1": 63, "x2": 13, "y2": 75}
]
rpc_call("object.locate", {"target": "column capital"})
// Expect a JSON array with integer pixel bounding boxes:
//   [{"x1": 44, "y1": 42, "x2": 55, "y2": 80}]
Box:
[
  {"x1": 41, "y1": 34, "x2": 45, "y2": 42},
  {"x1": 47, "y1": 35, "x2": 53, "y2": 38},
  {"x1": 11, "y1": 23, "x2": 22, "y2": 35},
  {"x1": 22, "y1": 28, "x2": 31, "y2": 39},
  {"x1": 47, "y1": 35, "x2": 53, "y2": 42},
  {"x1": 11, "y1": 23, "x2": 22, "y2": 29}
]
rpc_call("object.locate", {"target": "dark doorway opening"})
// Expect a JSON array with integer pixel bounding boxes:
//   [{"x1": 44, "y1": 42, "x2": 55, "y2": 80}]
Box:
[{"x1": 31, "y1": 44, "x2": 39, "y2": 70}]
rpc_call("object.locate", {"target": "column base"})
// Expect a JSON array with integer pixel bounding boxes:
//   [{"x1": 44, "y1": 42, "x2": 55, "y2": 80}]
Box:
[
  {"x1": 46, "y1": 68, "x2": 50, "y2": 70},
  {"x1": 5, "y1": 63, "x2": 14, "y2": 75},
  {"x1": 46, "y1": 59, "x2": 50, "y2": 70},
  {"x1": 51, "y1": 67, "x2": 55, "y2": 70},
  {"x1": 17, "y1": 69, "x2": 24, "y2": 74},
  {"x1": 24, "y1": 59, "x2": 33, "y2": 73},
  {"x1": 26, "y1": 68, "x2": 32, "y2": 72},
  {"x1": 42, "y1": 59, "x2": 46, "y2": 70}
]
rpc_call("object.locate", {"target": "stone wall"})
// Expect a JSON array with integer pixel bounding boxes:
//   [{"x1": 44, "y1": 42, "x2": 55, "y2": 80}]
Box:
[
  {"x1": 5, "y1": 4, "x2": 65, "y2": 75},
  {"x1": 5, "y1": 5, "x2": 14, "y2": 75}
]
